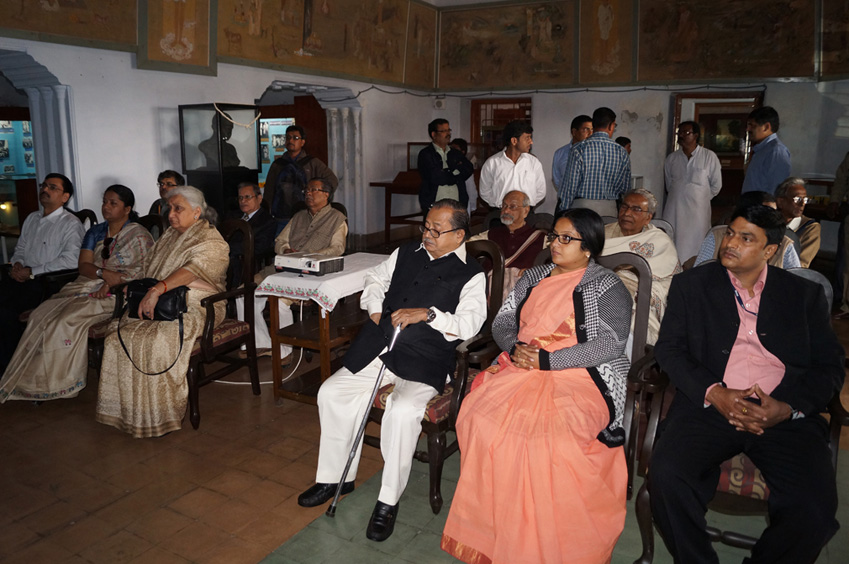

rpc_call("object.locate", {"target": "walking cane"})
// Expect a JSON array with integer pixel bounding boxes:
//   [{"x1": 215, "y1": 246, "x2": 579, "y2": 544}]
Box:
[{"x1": 326, "y1": 323, "x2": 403, "y2": 517}]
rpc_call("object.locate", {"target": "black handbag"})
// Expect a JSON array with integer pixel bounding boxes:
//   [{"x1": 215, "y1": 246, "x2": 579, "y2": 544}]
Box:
[{"x1": 118, "y1": 278, "x2": 190, "y2": 375}]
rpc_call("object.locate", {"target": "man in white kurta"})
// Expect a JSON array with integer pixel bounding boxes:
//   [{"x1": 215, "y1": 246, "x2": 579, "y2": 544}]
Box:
[
  {"x1": 662, "y1": 121, "x2": 722, "y2": 263},
  {"x1": 479, "y1": 120, "x2": 547, "y2": 208}
]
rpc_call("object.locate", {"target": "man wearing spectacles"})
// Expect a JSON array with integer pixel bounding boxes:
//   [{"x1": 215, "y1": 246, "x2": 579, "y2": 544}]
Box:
[
  {"x1": 148, "y1": 170, "x2": 185, "y2": 217},
  {"x1": 1, "y1": 173, "x2": 85, "y2": 371},
  {"x1": 602, "y1": 189, "x2": 681, "y2": 347},
  {"x1": 263, "y1": 125, "x2": 339, "y2": 235},
  {"x1": 469, "y1": 190, "x2": 546, "y2": 302},
  {"x1": 226, "y1": 182, "x2": 275, "y2": 287},
  {"x1": 479, "y1": 120, "x2": 547, "y2": 210},
  {"x1": 238, "y1": 179, "x2": 347, "y2": 360},
  {"x1": 558, "y1": 107, "x2": 631, "y2": 216},
  {"x1": 775, "y1": 177, "x2": 820, "y2": 268},
  {"x1": 417, "y1": 119, "x2": 474, "y2": 214},
  {"x1": 662, "y1": 121, "x2": 722, "y2": 263},
  {"x1": 297, "y1": 199, "x2": 485, "y2": 542}
]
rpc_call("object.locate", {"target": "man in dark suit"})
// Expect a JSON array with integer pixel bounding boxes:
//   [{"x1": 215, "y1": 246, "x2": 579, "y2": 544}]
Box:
[
  {"x1": 417, "y1": 119, "x2": 474, "y2": 214},
  {"x1": 228, "y1": 182, "x2": 275, "y2": 287},
  {"x1": 650, "y1": 204, "x2": 844, "y2": 564}
]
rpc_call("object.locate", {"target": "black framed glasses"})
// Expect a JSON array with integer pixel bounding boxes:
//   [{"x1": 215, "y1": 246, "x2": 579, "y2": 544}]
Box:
[
  {"x1": 546, "y1": 232, "x2": 583, "y2": 245},
  {"x1": 420, "y1": 225, "x2": 461, "y2": 238},
  {"x1": 302, "y1": 188, "x2": 329, "y2": 194},
  {"x1": 102, "y1": 237, "x2": 115, "y2": 260}
]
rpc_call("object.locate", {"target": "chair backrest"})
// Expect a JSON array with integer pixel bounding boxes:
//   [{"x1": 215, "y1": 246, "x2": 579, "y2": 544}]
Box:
[
  {"x1": 136, "y1": 213, "x2": 168, "y2": 241},
  {"x1": 465, "y1": 239, "x2": 505, "y2": 330},
  {"x1": 600, "y1": 215, "x2": 617, "y2": 225},
  {"x1": 787, "y1": 267, "x2": 833, "y2": 312},
  {"x1": 71, "y1": 208, "x2": 97, "y2": 230},
  {"x1": 650, "y1": 218, "x2": 674, "y2": 239},
  {"x1": 596, "y1": 252, "x2": 652, "y2": 365},
  {"x1": 219, "y1": 219, "x2": 254, "y2": 294}
]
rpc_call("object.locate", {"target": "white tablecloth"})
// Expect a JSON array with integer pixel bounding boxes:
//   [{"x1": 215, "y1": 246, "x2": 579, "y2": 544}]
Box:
[{"x1": 255, "y1": 252, "x2": 387, "y2": 312}]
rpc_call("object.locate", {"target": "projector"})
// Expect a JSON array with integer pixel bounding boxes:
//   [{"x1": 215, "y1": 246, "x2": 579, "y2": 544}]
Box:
[{"x1": 274, "y1": 252, "x2": 344, "y2": 276}]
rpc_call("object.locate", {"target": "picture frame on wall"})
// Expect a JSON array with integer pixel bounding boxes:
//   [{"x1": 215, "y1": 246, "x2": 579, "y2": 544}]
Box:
[
  {"x1": 0, "y1": 121, "x2": 12, "y2": 131},
  {"x1": 0, "y1": 140, "x2": 8, "y2": 159},
  {"x1": 137, "y1": 0, "x2": 218, "y2": 76},
  {"x1": 25, "y1": 153, "x2": 34, "y2": 166},
  {"x1": 4, "y1": 165, "x2": 14, "y2": 174}
]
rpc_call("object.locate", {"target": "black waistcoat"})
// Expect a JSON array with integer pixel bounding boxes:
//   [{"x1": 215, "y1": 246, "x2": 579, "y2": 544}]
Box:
[{"x1": 343, "y1": 242, "x2": 482, "y2": 393}]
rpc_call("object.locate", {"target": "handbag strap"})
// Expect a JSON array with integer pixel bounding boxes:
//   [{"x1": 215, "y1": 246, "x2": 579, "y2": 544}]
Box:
[{"x1": 117, "y1": 305, "x2": 185, "y2": 376}]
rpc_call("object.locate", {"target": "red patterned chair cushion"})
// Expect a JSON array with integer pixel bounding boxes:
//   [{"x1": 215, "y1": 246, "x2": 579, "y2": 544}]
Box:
[
  {"x1": 190, "y1": 318, "x2": 250, "y2": 355},
  {"x1": 373, "y1": 369, "x2": 481, "y2": 423},
  {"x1": 716, "y1": 453, "x2": 770, "y2": 500}
]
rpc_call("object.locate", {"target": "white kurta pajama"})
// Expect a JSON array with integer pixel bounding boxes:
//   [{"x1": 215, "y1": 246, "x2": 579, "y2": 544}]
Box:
[{"x1": 662, "y1": 145, "x2": 722, "y2": 263}]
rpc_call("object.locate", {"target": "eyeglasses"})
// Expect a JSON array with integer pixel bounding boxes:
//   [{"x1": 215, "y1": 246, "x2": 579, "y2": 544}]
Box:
[
  {"x1": 237, "y1": 195, "x2": 256, "y2": 201},
  {"x1": 157, "y1": 182, "x2": 178, "y2": 188},
  {"x1": 500, "y1": 203, "x2": 526, "y2": 211},
  {"x1": 435, "y1": 128, "x2": 452, "y2": 134},
  {"x1": 619, "y1": 204, "x2": 650, "y2": 214},
  {"x1": 40, "y1": 182, "x2": 63, "y2": 191},
  {"x1": 102, "y1": 237, "x2": 115, "y2": 260},
  {"x1": 303, "y1": 188, "x2": 328, "y2": 194},
  {"x1": 420, "y1": 225, "x2": 461, "y2": 238},
  {"x1": 285, "y1": 135, "x2": 303, "y2": 141},
  {"x1": 546, "y1": 232, "x2": 583, "y2": 245},
  {"x1": 791, "y1": 196, "x2": 809, "y2": 205},
  {"x1": 677, "y1": 131, "x2": 696, "y2": 137}
]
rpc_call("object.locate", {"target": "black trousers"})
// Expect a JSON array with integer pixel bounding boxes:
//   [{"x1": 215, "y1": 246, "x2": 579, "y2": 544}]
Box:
[
  {"x1": 0, "y1": 276, "x2": 48, "y2": 371},
  {"x1": 649, "y1": 397, "x2": 839, "y2": 564}
]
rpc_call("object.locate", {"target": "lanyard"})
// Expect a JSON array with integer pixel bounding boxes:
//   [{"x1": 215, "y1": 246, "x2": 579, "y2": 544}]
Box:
[{"x1": 733, "y1": 289, "x2": 758, "y2": 317}]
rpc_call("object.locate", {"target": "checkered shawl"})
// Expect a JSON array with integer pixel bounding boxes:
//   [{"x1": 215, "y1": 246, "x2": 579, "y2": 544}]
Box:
[{"x1": 493, "y1": 261, "x2": 632, "y2": 447}]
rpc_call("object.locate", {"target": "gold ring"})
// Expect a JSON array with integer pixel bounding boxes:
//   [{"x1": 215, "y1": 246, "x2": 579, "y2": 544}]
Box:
[{"x1": 741, "y1": 406, "x2": 748, "y2": 414}]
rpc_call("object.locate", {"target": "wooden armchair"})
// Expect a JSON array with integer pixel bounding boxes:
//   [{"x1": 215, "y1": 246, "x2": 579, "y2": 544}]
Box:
[
  {"x1": 184, "y1": 219, "x2": 261, "y2": 429},
  {"x1": 630, "y1": 267, "x2": 847, "y2": 563},
  {"x1": 363, "y1": 239, "x2": 506, "y2": 514},
  {"x1": 136, "y1": 213, "x2": 168, "y2": 241}
]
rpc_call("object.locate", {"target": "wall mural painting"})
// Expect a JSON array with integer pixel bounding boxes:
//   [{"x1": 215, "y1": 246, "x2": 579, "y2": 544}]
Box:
[
  {"x1": 218, "y1": 0, "x2": 407, "y2": 83},
  {"x1": 638, "y1": 0, "x2": 815, "y2": 82},
  {"x1": 404, "y1": 1, "x2": 437, "y2": 89},
  {"x1": 579, "y1": 0, "x2": 631, "y2": 84},
  {"x1": 0, "y1": 0, "x2": 137, "y2": 47},
  {"x1": 439, "y1": 2, "x2": 574, "y2": 90},
  {"x1": 822, "y1": 1, "x2": 849, "y2": 78},
  {"x1": 143, "y1": 0, "x2": 212, "y2": 68}
]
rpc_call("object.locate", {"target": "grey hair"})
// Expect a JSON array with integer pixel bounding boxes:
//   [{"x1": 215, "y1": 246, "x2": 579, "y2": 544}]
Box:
[
  {"x1": 626, "y1": 188, "x2": 658, "y2": 216},
  {"x1": 238, "y1": 181, "x2": 262, "y2": 197},
  {"x1": 168, "y1": 185, "x2": 218, "y2": 224},
  {"x1": 775, "y1": 177, "x2": 807, "y2": 198},
  {"x1": 505, "y1": 190, "x2": 530, "y2": 207}
]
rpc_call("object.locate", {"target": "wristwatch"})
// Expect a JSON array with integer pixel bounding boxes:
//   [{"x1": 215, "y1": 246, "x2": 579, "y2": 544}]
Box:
[
  {"x1": 96, "y1": 268, "x2": 103, "y2": 279},
  {"x1": 426, "y1": 308, "x2": 437, "y2": 324}
]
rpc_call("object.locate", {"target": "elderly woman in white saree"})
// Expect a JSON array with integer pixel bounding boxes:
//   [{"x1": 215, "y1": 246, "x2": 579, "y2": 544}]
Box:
[
  {"x1": 96, "y1": 186, "x2": 229, "y2": 438},
  {"x1": 0, "y1": 185, "x2": 153, "y2": 402}
]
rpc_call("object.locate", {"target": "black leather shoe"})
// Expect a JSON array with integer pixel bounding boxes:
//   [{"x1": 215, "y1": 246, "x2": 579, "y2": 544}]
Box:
[
  {"x1": 297, "y1": 482, "x2": 354, "y2": 507},
  {"x1": 366, "y1": 501, "x2": 398, "y2": 542}
]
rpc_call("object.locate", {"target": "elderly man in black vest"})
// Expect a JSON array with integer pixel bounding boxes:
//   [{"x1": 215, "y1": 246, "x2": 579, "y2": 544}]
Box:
[{"x1": 297, "y1": 199, "x2": 487, "y2": 542}]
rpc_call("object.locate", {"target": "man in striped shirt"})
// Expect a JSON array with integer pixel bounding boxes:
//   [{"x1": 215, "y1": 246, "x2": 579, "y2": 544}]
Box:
[{"x1": 558, "y1": 107, "x2": 631, "y2": 216}]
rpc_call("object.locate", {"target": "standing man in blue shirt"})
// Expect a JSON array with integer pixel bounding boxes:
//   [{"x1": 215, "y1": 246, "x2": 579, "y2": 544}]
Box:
[
  {"x1": 558, "y1": 107, "x2": 631, "y2": 216},
  {"x1": 551, "y1": 114, "x2": 592, "y2": 194},
  {"x1": 741, "y1": 106, "x2": 791, "y2": 195}
]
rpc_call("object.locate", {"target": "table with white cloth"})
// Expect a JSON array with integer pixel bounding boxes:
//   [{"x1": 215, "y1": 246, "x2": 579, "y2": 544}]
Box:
[{"x1": 255, "y1": 252, "x2": 387, "y2": 404}]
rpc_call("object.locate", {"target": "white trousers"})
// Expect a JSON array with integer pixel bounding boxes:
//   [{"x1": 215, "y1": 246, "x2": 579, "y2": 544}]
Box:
[
  {"x1": 235, "y1": 295, "x2": 293, "y2": 356},
  {"x1": 315, "y1": 352, "x2": 438, "y2": 505}
]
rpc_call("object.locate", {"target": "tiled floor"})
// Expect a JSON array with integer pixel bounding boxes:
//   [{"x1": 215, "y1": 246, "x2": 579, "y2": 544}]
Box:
[{"x1": 2, "y1": 318, "x2": 849, "y2": 563}]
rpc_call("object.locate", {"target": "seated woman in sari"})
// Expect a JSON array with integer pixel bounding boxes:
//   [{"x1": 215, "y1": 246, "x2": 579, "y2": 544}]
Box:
[
  {"x1": 442, "y1": 208, "x2": 633, "y2": 564},
  {"x1": 96, "y1": 186, "x2": 229, "y2": 438},
  {"x1": 0, "y1": 185, "x2": 153, "y2": 402}
]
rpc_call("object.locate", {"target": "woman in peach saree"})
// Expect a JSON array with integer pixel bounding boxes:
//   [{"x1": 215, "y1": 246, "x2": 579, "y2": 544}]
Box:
[{"x1": 442, "y1": 209, "x2": 633, "y2": 564}]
